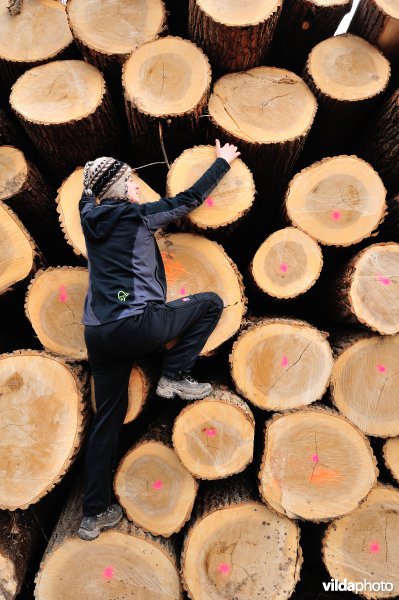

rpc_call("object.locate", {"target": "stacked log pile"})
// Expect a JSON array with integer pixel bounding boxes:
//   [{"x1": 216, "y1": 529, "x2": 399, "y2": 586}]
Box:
[{"x1": 1, "y1": 0, "x2": 399, "y2": 599}]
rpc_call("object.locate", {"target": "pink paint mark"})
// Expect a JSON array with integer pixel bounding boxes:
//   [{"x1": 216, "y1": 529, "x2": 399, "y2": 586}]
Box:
[
  {"x1": 180, "y1": 287, "x2": 187, "y2": 296},
  {"x1": 369, "y1": 541, "x2": 380, "y2": 554},
  {"x1": 204, "y1": 427, "x2": 217, "y2": 436},
  {"x1": 376, "y1": 363, "x2": 387, "y2": 373},
  {"x1": 152, "y1": 479, "x2": 163, "y2": 490},
  {"x1": 58, "y1": 285, "x2": 68, "y2": 303},
  {"x1": 280, "y1": 262, "x2": 288, "y2": 273},
  {"x1": 377, "y1": 274, "x2": 391, "y2": 286},
  {"x1": 103, "y1": 566, "x2": 114, "y2": 580},
  {"x1": 281, "y1": 354, "x2": 289, "y2": 368},
  {"x1": 218, "y1": 563, "x2": 230, "y2": 574},
  {"x1": 206, "y1": 196, "x2": 214, "y2": 207},
  {"x1": 331, "y1": 210, "x2": 342, "y2": 221},
  {"x1": 311, "y1": 453, "x2": 319, "y2": 463}
]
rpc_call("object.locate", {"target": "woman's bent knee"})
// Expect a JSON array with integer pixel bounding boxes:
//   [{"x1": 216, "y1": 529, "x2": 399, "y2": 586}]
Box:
[{"x1": 208, "y1": 292, "x2": 224, "y2": 312}]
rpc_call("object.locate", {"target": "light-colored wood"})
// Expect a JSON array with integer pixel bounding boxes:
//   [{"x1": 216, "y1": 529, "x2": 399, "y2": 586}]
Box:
[
  {"x1": 181, "y1": 473, "x2": 302, "y2": 600},
  {"x1": 155, "y1": 231, "x2": 247, "y2": 355},
  {"x1": 114, "y1": 420, "x2": 198, "y2": 537},
  {"x1": 322, "y1": 485, "x2": 399, "y2": 596},
  {"x1": 229, "y1": 317, "x2": 333, "y2": 410},
  {"x1": 188, "y1": 0, "x2": 282, "y2": 74},
  {"x1": 0, "y1": 0, "x2": 73, "y2": 89},
  {"x1": 24, "y1": 266, "x2": 88, "y2": 360},
  {"x1": 34, "y1": 468, "x2": 183, "y2": 599},
  {"x1": 331, "y1": 333, "x2": 399, "y2": 437},
  {"x1": 249, "y1": 227, "x2": 323, "y2": 298},
  {"x1": 383, "y1": 437, "x2": 399, "y2": 483},
  {"x1": 350, "y1": 0, "x2": 399, "y2": 65},
  {"x1": 285, "y1": 155, "x2": 387, "y2": 246},
  {"x1": 9, "y1": 60, "x2": 120, "y2": 179},
  {"x1": 172, "y1": 384, "x2": 255, "y2": 479},
  {"x1": 56, "y1": 166, "x2": 159, "y2": 259},
  {"x1": 258, "y1": 406, "x2": 378, "y2": 521},
  {"x1": 0, "y1": 350, "x2": 90, "y2": 511}
]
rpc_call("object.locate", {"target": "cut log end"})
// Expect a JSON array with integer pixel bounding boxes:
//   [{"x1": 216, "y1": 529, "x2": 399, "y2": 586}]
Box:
[
  {"x1": 195, "y1": 0, "x2": 281, "y2": 26},
  {"x1": 0, "y1": 202, "x2": 36, "y2": 294},
  {"x1": 167, "y1": 145, "x2": 255, "y2": 230},
  {"x1": 250, "y1": 227, "x2": 323, "y2": 298},
  {"x1": 285, "y1": 155, "x2": 387, "y2": 246},
  {"x1": 259, "y1": 407, "x2": 378, "y2": 521},
  {"x1": 331, "y1": 333, "x2": 399, "y2": 437},
  {"x1": 383, "y1": 437, "x2": 399, "y2": 483},
  {"x1": 230, "y1": 317, "x2": 333, "y2": 410},
  {"x1": 172, "y1": 386, "x2": 255, "y2": 479}
]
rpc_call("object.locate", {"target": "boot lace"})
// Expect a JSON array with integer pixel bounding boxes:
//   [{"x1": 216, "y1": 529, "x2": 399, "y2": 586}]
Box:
[{"x1": 184, "y1": 374, "x2": 198, "y2": 384}]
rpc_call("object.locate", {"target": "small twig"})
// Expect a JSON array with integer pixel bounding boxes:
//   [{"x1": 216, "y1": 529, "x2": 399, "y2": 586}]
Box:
[
  {"x1": 158, "y1": 121, "x2": 171, "y2": 170},
  {"x1": 133, "y1": 160, "x2": 167, "y2": 171}
]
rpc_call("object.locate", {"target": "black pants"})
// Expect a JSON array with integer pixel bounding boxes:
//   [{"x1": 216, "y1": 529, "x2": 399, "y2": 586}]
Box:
[{"x1": 82, "y1": 291, "x2": 224, "y2": 516}]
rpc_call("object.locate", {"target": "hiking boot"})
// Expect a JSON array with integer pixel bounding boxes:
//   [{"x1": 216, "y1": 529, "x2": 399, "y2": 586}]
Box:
[
  {"x1": 156, "y1": 372, "x2": 213, "y2": 401},
  {"x1": 77, "y1": 503, "x2": 123, "y2": 541}
]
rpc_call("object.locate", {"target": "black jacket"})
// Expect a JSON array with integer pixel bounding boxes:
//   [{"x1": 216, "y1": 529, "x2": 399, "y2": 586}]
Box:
[{"x1": 79, "y1": 156, "x2": 231, "y2": 325}]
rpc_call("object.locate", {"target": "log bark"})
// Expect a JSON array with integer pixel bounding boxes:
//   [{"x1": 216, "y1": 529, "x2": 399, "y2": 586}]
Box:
[
  {"x1": 181, "y1": 470, "x2": 303, "y2": 599},
  {"x1": 248, "y1": 226, "x2": 323, "y2": 299},
  {"x1": 172, "y1": 383, "x2": 255, "y2": 479},
  {"x1": 0, "y1": 0, "x2": 76, "y2": 93},
  {"x1": 206, "y1": 66, "x2": 317, "y2": 196},
  {"x1": 303, "y1": 34, "x2": 391, "y2": 156},
  {"x1": 188, "y1": 0, "x2": 282, "y2": 76},
  {"x1": 114, "y1": 417, "x2": 198, "y2": 537},
  {"x1": 166, "y1": 144, "x2": 255, "y2": 240},
  {"x1": 383, "y1": 438, "x2": 399, "y2": 483},
  {"x1": 326, "y1": 242, "x2": 399, "y2": 335},
  {"x1": 0, "y1": 145, "x2": 75, "y2": 265},
  {"x1": 258, "y1": 405, "x2": 378, "y2": 521},
  {"x1": 322, "y1": 485, "x2": 399, "y2": 592},
  {"x1": 0, "y1": 349, "x2": 91, "y2": 511},
  {"x1": 349, "y1": 0, "x2": 399, "y2": 66},
  {"x1": 229, "y1": 316, "x2": 333, "y2": 411},
  {"x1": 122, "y1": 36, "x2": 212, "y2": 165},
  {"x1": 0, "y1": 202, "x2": 45, "y2": 296},
  {"x1": 34, "y1": 461, "x2": 184, "y2": 599},
  {"x1": 155, "y1": 231, "x2": 248, "y2": 356},
  {"x1": 284, "y1": 155, "x2": 387, "y2": 247},
  {"x1": 330, "y1": 331, "x2": 399, "y2": 437},
  {"x1": 24, "y1": 266, "x2": 89, "y2": 361},
  {"x1": 270, "y1": 0, "x2": 353, "y2": 74},
  {"x1": 9, "y1": 60, "x2": 122, "y2": 181}
]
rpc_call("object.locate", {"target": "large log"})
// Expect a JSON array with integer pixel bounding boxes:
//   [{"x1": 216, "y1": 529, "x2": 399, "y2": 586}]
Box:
[
  {"x1": 24, "y1": 266, "x2": 89, "y2": 360},
  {"x1": 114, "y1": 418, "x2": 198, "y2": 537},
  {"x1": 284, "y1": 155, "x2": 387, "y2": 247},
  {"x1": 9, "y1": 60, "x2": 122, "y2": 181},
  {"x1": 122, "y1": 36, "x2": 212, "y2": 164},
  {"x1": 258, "y1": 405, "x2": 378, "y2": 521},
  {"x1": 166, "y1": 144, "x2": 255, "y2": 239},
  {"x1": 349, "y1": 0, "x2": 399, "y2": 66},
  {"x1": 229, "y1": 317, "x2": 333, "y2": 410},
  {"x1": 249, "y1": 226, "x2": 323, "y2": 299},
  {"x1": 383, "y1": 437, "x2": 399, "y2": 483},
  {"x1": 0, "y1": 0, "x2": 76, "y2": 92},
  {"x1": 172, "y1": 383, "x2": 255, "y2": 479},
  {"x1": 180, "y1": 471, "x2": 303, "y2": 599},
  {"x1": 270, "y1": 0, "x2": 353, "y2": 74},
  {"x1": 0, "y1": 145, "x2": 73, "y2": 264},
  {"x1": 34, "y1": 464, "x2": 183, "y2": 599},
  {"x1": 303, "y1": 34, "x2": 391, "y2": 156},
  {"x1": 0, "y1": 202, "x2": 45, "y2": 296},
  {"x1": 188, "y1": 0, "x2": 282, "y2": 76},
  {"x1": 206, "y1": 66, "x2": 317, "y2": 195},
  {"x1": 322, "y1": 485, "x2": 399, "y2": 594},
  {"x1": 330, "y1": 331, "x2": 399, "y2": 437},
  {"x1": 154, "y1": 231, "x2": 247, "y2": 355},
  {"x1": 0, "y1": 349, "x2": 90, "y2": 511}
]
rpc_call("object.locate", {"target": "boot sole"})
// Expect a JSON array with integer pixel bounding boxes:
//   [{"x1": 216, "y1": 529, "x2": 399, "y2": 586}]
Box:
[
  {"x1": 156, "y1": 384, "x2": 212, "y2": 401},
  {"x1": 77, "y1": 510, "x2": 123, "y2": 541}
]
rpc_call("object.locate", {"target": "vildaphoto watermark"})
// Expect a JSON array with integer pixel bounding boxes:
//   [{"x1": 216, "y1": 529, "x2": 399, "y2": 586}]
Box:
[{"x1": 323, "y1": 578, "x2": 394, "y2": 593}]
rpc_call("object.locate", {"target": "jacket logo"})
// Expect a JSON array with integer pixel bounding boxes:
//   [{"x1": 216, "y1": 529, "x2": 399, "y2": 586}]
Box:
[{"x1": 118, "y1": 290, "x2": 130, "y2": 301}]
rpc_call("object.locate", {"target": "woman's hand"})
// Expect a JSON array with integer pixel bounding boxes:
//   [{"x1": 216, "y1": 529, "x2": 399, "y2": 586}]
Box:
[{"x1": 215, "y1": 139, "x2": 241, "y2": 165}]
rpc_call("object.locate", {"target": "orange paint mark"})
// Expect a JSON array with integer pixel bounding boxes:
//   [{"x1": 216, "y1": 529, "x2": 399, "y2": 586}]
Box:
[
  {"x1": 309, "y1": 465, "x2": 342, "y2": 484},
  {"x1": 161, "y1": 250, "x2": 186, "y2": 283}
]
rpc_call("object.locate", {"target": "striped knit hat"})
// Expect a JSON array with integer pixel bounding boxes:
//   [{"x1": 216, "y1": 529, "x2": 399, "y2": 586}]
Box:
[{"x1": 83, "y1": 157, "x2": 132, "y2": 202}]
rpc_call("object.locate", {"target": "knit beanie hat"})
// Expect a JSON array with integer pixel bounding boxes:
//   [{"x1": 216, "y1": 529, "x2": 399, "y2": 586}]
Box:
[{"x1": 83, "y1": 157, "x2": 132, "y2": 202}]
